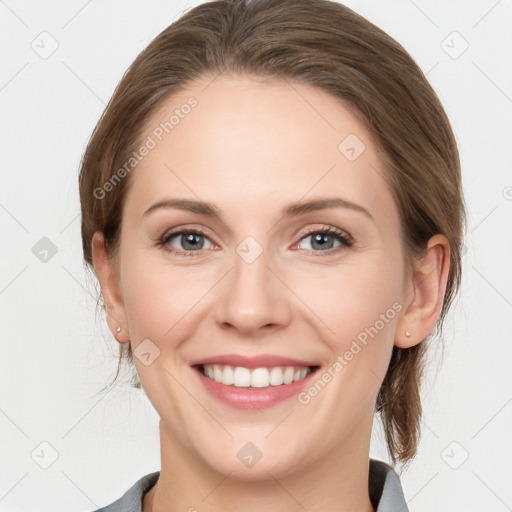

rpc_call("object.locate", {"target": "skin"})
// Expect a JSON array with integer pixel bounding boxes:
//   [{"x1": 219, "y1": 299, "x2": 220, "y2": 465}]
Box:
[{"x1": 92, "y1": 73, "x2": 450, "y2": 512}]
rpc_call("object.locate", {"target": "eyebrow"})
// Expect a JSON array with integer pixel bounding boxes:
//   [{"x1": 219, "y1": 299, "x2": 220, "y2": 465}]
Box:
[{"x1": 143, "y1": 197, "x2": 373, "y2": 221}]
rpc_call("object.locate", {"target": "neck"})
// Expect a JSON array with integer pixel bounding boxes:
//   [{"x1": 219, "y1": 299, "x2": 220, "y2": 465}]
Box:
[{"x1": 144, "y1": 417, "x2": 375, "y2": 512}]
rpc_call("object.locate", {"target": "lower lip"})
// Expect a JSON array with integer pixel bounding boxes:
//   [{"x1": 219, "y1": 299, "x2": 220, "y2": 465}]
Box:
[{"x1": 193, "y1": 366, "x2": 318, "y2": 411}]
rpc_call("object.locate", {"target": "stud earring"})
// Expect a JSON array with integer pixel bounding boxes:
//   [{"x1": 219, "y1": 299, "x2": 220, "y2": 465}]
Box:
[
  {"x1": 116, "y1": 327, "x2": 122, "y2": 333},
  {"x1": 405, "y1": 330, "x2": 411, "y2": 337}
]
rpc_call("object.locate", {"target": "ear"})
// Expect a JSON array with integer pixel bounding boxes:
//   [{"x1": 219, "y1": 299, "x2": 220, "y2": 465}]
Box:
[
  {"x1": 91, "y1": 231, "x2": 130, "y2": 344},
  {"x1": 395, "y1": 234, "x2": 451, "y2": 348}
]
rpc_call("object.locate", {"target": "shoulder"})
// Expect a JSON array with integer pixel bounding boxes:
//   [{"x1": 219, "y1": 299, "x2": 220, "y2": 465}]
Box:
[
  {"x1": 369, "y1": 458, "x2": 409, "y2": 512},
  {"x1": 87, "y1": 471, "x2": 160, "y2": 512}
]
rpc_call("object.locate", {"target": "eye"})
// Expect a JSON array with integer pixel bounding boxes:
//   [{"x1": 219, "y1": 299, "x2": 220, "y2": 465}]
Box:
[
  {"x1": 160, "y1": 228, "x2": 216, "y2": 255},
  {"x1": 158, "y1": 225, "x2": 353, "y2": 257},
  {"x1": 295, "y1": 226, "x2": 353, "y2": 254}
]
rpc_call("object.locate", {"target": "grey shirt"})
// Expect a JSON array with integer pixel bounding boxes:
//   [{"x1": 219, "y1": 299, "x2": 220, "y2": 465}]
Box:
[{"x1": 90, "y1": 458, "x2": 408, "y2": 512}]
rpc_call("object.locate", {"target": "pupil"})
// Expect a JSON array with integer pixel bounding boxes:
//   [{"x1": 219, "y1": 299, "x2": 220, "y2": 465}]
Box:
[
  {"x1": 183, "y1": 233, "x2": 203, "y2": 250},
  {"x1": 312, "y1": 233, "x2": 333, "y2": 250}
]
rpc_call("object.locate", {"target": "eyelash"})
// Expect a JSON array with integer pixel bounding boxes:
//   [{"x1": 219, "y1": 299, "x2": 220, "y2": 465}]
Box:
[
  {"x1": 158, "y1": 225, "x2": 354, "y2": 257},
  {"x1": 300, "y1": 226, "x2": 354, "y2": 251}
]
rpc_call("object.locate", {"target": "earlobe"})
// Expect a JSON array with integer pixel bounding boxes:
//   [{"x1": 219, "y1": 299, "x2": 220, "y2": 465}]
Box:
[
  {"x1": 395, "y1": 234, "x2": 451, "y2": 349},
  {"x1": 91, "y1": 231, "x2": 130, "y2": 343}
]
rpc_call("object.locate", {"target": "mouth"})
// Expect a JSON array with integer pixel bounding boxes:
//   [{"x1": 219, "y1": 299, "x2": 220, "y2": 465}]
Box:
[
  {"x1": 195, "y1": 363, "x2": 319, "y2": 388},
  {"x1": 190, "y1": 356, "x2": 320, "y2": 410}
]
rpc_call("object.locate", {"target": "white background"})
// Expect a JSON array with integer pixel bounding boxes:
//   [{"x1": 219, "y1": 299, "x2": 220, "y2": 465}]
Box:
[{"x1": 1, "y1": 1, "x2": 511, "y2": 511}]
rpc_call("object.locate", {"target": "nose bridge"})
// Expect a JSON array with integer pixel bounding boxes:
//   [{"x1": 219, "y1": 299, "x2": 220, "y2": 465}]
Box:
[{"x1": 214, "y1": 235, "x2": 291, "y2": 334}]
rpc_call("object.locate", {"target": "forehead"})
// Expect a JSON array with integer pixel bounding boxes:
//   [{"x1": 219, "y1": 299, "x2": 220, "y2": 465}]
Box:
[{"x1": 123, "y1": 73, "x2": 397, "y2": 224}]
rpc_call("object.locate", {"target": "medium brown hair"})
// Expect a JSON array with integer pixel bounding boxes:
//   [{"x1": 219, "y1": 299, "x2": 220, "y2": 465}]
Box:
[{"x1": 79, "y1": 0, "x2": 465, "y2": 468}]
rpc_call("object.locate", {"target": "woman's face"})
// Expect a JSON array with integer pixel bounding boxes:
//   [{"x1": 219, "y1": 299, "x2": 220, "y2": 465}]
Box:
[{"x1": 113, "y1": 74, "x2": 409, "y2": 479}]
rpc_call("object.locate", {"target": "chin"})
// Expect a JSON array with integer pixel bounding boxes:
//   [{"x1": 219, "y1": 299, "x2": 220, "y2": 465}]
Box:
[{"x1": 205, "y1": 451, "x2": 303, "y2": 482}]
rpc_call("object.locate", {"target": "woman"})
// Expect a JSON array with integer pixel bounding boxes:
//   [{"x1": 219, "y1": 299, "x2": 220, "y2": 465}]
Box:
[{"x1": 79, "y1": 0, "x2": 465, "y2": 510}]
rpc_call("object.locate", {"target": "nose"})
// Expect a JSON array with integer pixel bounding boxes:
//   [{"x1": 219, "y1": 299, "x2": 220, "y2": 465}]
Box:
[{"x1": 213, "y1": 246, "x2": 292, "y2": 337}]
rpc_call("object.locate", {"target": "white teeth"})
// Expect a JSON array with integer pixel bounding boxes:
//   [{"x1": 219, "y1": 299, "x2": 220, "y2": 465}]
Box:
[
  {"x1": 233, "y1": 367, "x2": 251, "y2": 387},
  {"x1": 202, "y1": 364, "x2": 312, "y2": 388},
  {"x1": 251, "y1": 368, "x2": 270, "y2": 388},
  {"x1": 213, "y1": 365, "x2": 223, "y2": 382},
  {"x1": 283, "y1": 367, "x2": 295, "y2": 384},
  {"x1": 221, "y1": 365, "x2": 234, "y2": 385},
  {"x1": 269, "y1": 367, "x2": 284, "y2": 386}
]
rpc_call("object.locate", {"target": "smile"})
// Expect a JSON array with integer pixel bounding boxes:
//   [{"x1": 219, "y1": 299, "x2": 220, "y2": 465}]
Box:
[
  {"x1": 200, "y1": 364, "x2": 314, "y2": 388},
  {"x1": 190, "y1": 353, "x2": 320, "y2": 410}
]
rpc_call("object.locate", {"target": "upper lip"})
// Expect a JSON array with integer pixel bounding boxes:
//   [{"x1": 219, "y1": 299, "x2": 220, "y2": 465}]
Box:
[{"x1": 190, "y1": 354, "x2": 319, "y2": 369}]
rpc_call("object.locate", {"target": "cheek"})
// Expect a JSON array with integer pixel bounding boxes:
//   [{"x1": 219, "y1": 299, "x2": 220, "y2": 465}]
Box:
[
  {"x1": 286, "y1": 256, "x2": 403, "y2": 414},
  {"x1": 121, "y1": 264, "x2": 207, "y2": 341},
  {"x1": 286, "y1": 256, "x2": 403, "y2": 345}
]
